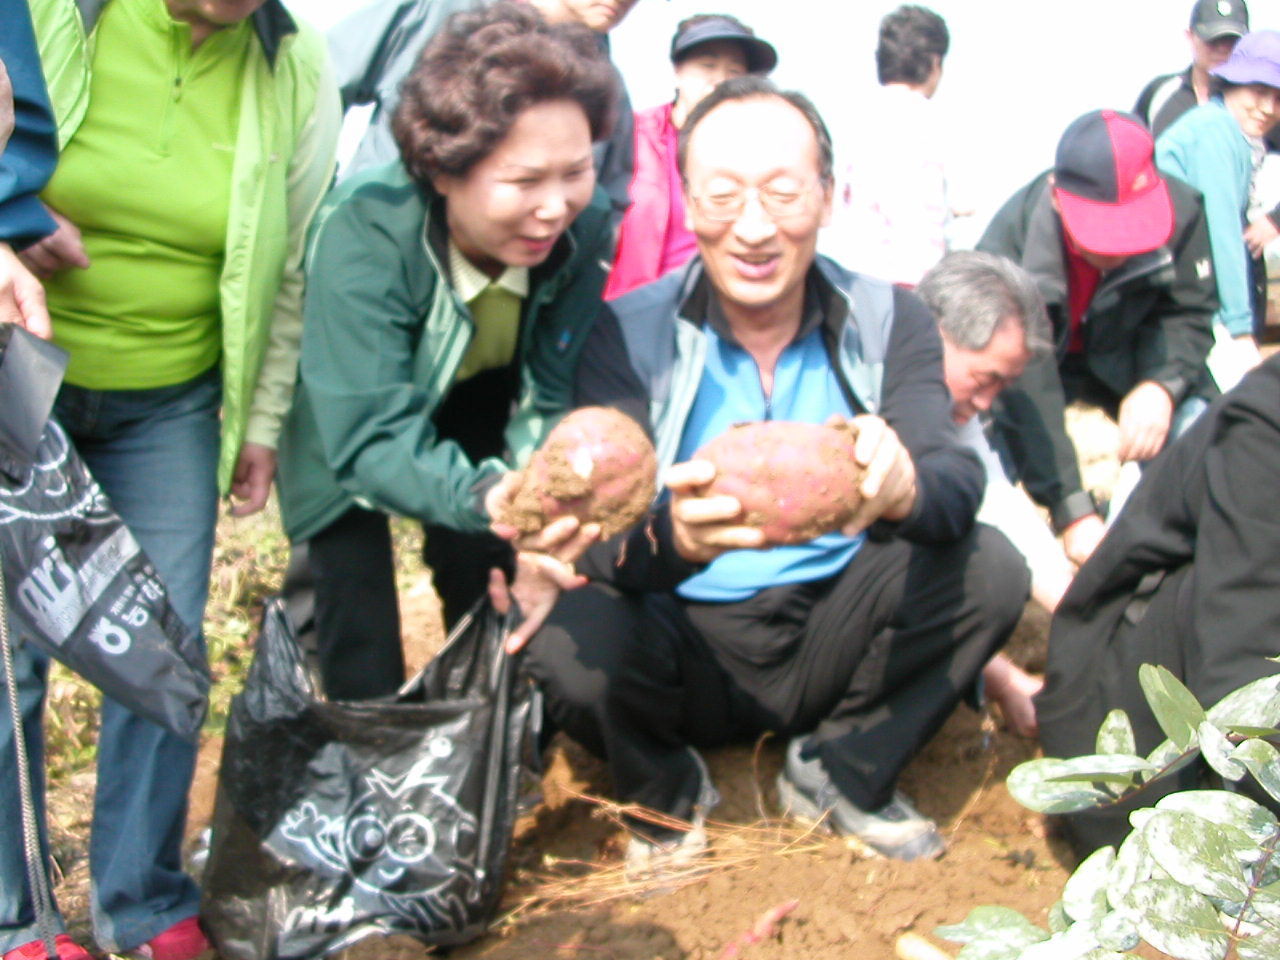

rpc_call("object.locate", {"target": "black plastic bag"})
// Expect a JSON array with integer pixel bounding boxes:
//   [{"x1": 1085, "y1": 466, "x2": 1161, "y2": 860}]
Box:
[
  {"x1": 201, "y1": 595, "x2": 533, "y2": 960},
  {"x1": 0, "y1": 325, "x2": 209, "y2": 741}
]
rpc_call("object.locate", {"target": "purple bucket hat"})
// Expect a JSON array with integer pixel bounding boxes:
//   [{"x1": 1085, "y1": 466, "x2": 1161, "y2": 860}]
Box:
[{"x1": 1212, "y1": 29, "x2": 1280, "y2": 87}]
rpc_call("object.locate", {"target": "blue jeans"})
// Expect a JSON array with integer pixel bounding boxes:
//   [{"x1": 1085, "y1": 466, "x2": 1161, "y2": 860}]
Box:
[{"x1": 0, "y1": 369, "x2": 220, "y2": 953}]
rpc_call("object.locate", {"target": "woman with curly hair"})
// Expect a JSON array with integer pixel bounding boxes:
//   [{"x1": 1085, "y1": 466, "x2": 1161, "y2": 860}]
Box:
[{"x1": 276, "y1": 1, "x2": 617, "y2": 700}]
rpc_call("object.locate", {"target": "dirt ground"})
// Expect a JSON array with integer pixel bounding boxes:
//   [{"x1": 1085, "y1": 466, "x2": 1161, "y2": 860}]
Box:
[
  {"x1": 46, "y1": 587, "x2": 1073, "y2": 960},
  {"x1": 42, "y1": 405, "x2": 1140, "y2": 960}
]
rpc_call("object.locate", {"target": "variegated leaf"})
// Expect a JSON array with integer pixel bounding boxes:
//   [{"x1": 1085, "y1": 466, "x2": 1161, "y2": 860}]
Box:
[
  {"x1": 1138, "y1": 665, "x2": 1206, "y2": 753},
  {"x1": 1141, "y1": 811, "x2": 1250, "y2": 901},
  {"x1": 1128, "y1": 878, "x2": 1230, "y2": 960}
]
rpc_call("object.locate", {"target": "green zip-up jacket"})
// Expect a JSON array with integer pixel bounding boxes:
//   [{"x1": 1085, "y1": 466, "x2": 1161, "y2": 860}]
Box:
[
  {"x1": 276, "y1": 162, "x2": 612, "y2": 542},
  {"x1": 29, "y1": 0, "x2": 341, "y2": 492}
]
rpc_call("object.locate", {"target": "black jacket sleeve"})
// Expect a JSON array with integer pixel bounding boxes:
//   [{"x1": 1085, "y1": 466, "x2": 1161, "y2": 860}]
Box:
[
  {"x1": 1135, "y1": 179, "x2": 1216, "y2": 407},
  {"x1": 978, "y1": 179, "x2": 1098, "y2": 531},
  {"x1": 875, "y1": 288, "x2": 984, "y2": 543}
]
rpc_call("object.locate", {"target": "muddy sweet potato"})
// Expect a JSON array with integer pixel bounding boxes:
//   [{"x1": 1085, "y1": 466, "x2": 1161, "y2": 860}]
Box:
[
  {"x1": 498, "y1": 406, "x2": 657, "y2": 539},
  {"x1": 693, "y1": 420, "x2": 865, "y2": 545}
]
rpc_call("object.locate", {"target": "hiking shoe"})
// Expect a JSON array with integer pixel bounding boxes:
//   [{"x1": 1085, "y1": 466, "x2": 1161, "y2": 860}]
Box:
[
  {"x1": 625, "y1": 747, "x2": 720, "y2": 879},
  {"x1": 624, "y1": 821, "x2": 710, "y2": 878},
  {"x1": 776, "y1": 737, "x2": 945, "y2": 861},
  {"x1": 125, "y1": 917, "x2": 210, "y2": 960},
  {"x1": 4, "y1": 936, "x2": 92, "y2": 960}
]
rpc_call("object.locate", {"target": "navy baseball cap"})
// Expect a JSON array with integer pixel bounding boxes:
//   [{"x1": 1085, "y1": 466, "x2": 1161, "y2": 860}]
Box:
[
  {"x1": 1053, "y1": 110, "x2": 1174, "y2": 257},
  {"x1": 670, "y1": 16, "x2": 777, "y2": 74},
  {"x1": 1191, "y1": 0, "x2": 1249, "y2": 41}
]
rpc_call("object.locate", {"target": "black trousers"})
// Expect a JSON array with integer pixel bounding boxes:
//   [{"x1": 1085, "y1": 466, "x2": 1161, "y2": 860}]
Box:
[
  {"x1": 300, "y1": 504, "x2": 512, "y2": 700},
  {"x1": 299, "y1": 365, "x2": 519, "y2": 700},
  {"x1": 524, "y1": 524, "x2": 1029, "y2": 821}
]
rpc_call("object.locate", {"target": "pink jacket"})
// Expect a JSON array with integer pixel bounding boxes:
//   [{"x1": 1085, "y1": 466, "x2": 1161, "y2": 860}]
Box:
[{"x1": 604, "y1": 102, "x2": 697, "y2": 300}]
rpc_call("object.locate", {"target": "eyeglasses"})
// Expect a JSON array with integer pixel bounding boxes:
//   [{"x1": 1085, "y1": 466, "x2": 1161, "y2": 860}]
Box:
[{"x1": 689, "y1": 181, "x2": 818, "y2": 222}]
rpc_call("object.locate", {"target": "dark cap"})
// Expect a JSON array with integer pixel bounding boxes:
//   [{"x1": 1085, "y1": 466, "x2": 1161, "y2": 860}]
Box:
[
  {"x1": 670, "y1": 15, "x2": 778, "y2": 74},
  {"x1": 1191, "y1": 0, "x2": 1249, "y2": 41},
  {"x1": 1053, "y1": 110, "x2": 1174, "y2": 257}
]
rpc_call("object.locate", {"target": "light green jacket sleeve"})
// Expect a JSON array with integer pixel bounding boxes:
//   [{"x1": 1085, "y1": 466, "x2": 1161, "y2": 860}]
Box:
[{"x1": 243, "y1": 47, "x2": 341, "y2": 450}]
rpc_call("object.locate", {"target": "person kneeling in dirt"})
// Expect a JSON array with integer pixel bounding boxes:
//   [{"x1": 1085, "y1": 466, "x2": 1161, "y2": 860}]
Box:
[
  {"x1": 1037, "y1": 352, "x2": 1280, "y2": 858},
  {"x1": 976, "y1": 109, "x2": 1218, "y2": 566},
  {"x1": 516, "y1": 77, "x2": 1030, "y2": 865},
  {"x1": 916, "y1": 251, "x2": 1074, "y2": 739}
]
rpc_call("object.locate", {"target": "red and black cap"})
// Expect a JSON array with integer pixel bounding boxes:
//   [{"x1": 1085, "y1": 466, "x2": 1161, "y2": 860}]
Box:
[{"x1": 1052, "y1": 109, "x2": 1174, "y2": 258}]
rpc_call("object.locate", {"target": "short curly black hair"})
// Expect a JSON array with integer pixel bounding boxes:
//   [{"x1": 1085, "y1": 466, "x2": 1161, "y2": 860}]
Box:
[{"x1": 392, "y1": 1, "x2": 617, "y2": 187}]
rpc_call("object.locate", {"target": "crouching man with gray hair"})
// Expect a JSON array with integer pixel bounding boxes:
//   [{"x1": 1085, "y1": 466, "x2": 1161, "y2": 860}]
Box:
[{"x1": 918, "y1": 252, "x2": 1076, "y2": 735}]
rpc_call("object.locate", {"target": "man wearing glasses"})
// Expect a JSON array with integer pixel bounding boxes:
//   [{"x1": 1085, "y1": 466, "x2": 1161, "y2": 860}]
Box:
[{"x1": 522, "y1": 77, "x2": 1029, "y2": 865}]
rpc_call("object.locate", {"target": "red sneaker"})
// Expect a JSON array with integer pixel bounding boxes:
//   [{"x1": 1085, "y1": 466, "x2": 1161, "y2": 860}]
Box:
[
  {"x1": 126, "y1": 918, "x2": 210, "y2": 960},
  {"x1": 3, "y1": 934, "x2": 92, "y2": 960}
]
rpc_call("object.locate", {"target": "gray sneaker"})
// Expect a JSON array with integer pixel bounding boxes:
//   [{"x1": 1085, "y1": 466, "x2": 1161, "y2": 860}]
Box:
[
  {"x1": 625, "y1": 747, "x2": 720, "y2": 879},
  {"x1": 775, "y1": 737, "x2": 944, "y2": 861}
]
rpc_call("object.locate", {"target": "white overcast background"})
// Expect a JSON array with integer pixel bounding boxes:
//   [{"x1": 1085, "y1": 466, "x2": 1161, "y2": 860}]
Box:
[{"x1": 286, "y1": 0, "x2": 1280, "y2": 243}]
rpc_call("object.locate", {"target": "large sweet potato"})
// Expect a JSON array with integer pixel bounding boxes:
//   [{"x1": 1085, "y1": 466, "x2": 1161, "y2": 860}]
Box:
[
  {"x1": 694, "y1": 421, "x2": 864, "y2": 544},
  {"x1": 498, "y1": 406, "x2": 656, "y2": 539}
]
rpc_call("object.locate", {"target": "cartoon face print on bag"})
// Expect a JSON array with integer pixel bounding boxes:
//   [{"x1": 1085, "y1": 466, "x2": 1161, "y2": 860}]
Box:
[{"x1": 276, "y1": 741, "x2": 484, "y2": 929}]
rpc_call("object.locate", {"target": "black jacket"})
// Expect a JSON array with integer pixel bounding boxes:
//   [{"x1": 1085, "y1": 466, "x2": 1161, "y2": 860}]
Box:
[
  {"x1": 977, "y1": 170, "x2": 1217, "y2": 531},
  {"x1": 1036, "y1": 354, "x2": 1280, "y2": 853}
]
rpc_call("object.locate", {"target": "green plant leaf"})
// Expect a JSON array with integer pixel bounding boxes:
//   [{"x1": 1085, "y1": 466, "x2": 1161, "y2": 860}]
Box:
[
  {"x1": 1041, "y1": 755, "x2": 1156, "y2": 786},
  {"x1": 1094, "y1": 910, "x2": 1141, "y2": 953},
  {"x1": 1047, "y1": 900, "x2": 1071, "y2": 935},
  {"x1": 1138, "y1": 665, "x2": 1206, "y2": 753},
  {"x1": 1108, "y1": 833, "x2": 1153, "y2": 910},
  {"x1": 935, "y1": 905, "x2": 1047, "y2": 958},
  {"x1": 1007, "y1": 758, "x2": 1114, "y2": 813},
  {"x1": 1237, "y1": 927, "x2": 1280, "y2": 960},
  {"x1": 1154, "y1": 790, "x2": 1279, "y2": 851},
  {"x1": 1014, "y1": 926, "x2": 1094, "y2": 959},
  {"x1": 1243, "y1": 882, "x2": 1280, "y2": 927},
  {"x1": 1207, "y1": 675, "x2": 1280, "y2": 730},
  {"x1": 1145, "y1": 738, "x2": 1201, "y2": 781},
  {"x1": 1128, "y1": 878, "x2": 1231, "y2": 960},
  {"x1": 1140, "y1": 811, "x2": 1250, "y2": 901},
  {"x1": 1064, "y1": 847, "x2": 1116, "y2": 922},
  {"x1": 1197, "y1": 721, "x2": 1247, "y2": 782},
  {"x1": 1096, "y1": 710, "x2": 1136, "y2": 757},
  {"x1": 1231, "y1": 739, "x2": 1280, "y2": 805},
  {"x1": 1223, "y1": 725, "x2": 1280, "y2": 738}
]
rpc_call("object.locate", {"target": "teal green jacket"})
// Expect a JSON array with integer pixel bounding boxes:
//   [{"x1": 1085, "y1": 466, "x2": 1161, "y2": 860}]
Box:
[
  {"x1": 29, "y1": 0, "x2": 341, "y2": 492},
  {"x1": 276, "y1": 162, "x2": 612, "y2": 541}
]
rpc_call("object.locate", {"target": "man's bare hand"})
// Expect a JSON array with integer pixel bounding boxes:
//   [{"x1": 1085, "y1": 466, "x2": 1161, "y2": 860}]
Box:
[
  {"x1": 1061, "y1": 513, "x2": 1105, "y2": 568},
  {"x1": 1245, "y1": 216, "x2": 1280, "y2": 258},
  {"x1": 489, "y1": 513, "x2": 600, "y2": 653},
  {"x1": 229, "y1": 442, "x2": 276, "y2": 517},
  {"x1": 1116, "y1": 381, "x2": 1173, "y2": 462},
  {"x1": 837, "y1": 414, "x2": 917, "y2": 536},
  {"x1": 19, "y1": 207, "x2": 91, "y2": 279},
  {"x1": 0, "y1": 242, "x2": 51, "y2": 338},
  {"x1": 667, "y1": 459, "x2": 767, "y2": 563}
]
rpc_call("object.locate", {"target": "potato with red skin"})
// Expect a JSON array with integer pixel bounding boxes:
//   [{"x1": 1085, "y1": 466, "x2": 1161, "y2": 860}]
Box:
[
  {"x1": 498, "y1": 407, "x2": 657, "y2": 539},
  {"x1": 693, "y1": 421, "x2": 865, "y2": 545}
]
